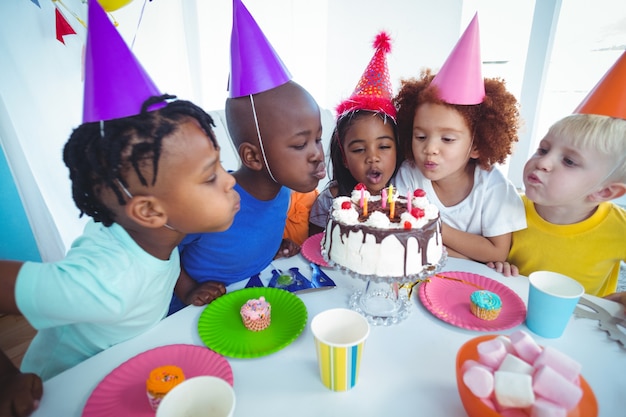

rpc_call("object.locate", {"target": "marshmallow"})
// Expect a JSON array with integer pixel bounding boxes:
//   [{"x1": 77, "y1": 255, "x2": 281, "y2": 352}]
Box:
[
  {"x1": 496, "y1": 335, "x2": 515, "y2": 354},
  {"x1": 531, "y1": 398, "x2": 567, "y2": 417},
  {"x1": 498, "y1": 353, "x2": 534, "y2": 375},
  {"x1": 533, "y1": 346, "x2": 582, "y2": 382},
  {"x1": 510, "y1": 330, "x2": 542, "y2": 363},
  {"x1": 477, "y1": 338, "x2": 508, "y2": 368},
  {"x1": 494, "y1": 370, "x2": 535, "y2": 408},
  {"x1": 463, "y1": 365, "x2": 494, "y2": 398},
  {"x1": 533, "y1": 366, "x2": 583, "y2": 410},
  {"x1": 461, "y1": 359, "x2": 493, "y2": 374},
  {"x1": 480, "y1": 396, "x2": 497, "y2": 411}
]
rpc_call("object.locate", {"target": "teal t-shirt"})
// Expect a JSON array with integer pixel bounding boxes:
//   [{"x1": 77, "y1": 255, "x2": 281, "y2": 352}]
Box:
[{"x1": 16, "y1": 220, "x2": 180, "y2": 380}]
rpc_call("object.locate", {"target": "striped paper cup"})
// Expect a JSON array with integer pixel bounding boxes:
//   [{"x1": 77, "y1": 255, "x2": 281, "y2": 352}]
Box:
[{"x1": 311, "y1": 308, "x2": 370, "y2": 391}]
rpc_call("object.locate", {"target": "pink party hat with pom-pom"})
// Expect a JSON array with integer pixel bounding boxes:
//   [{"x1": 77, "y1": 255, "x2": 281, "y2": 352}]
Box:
[
  {"x1": 573, "y1": 50, "x2": 626, "y2": 120},
  {"x1": 83, "y1": 0, "x2": 164, "y2": 123},
  {"x1": 336, "y1": 31, "x2": 396, "y2": 119},
  {"x1": 228, "y1": 0, "x2": 292, "y2": 98},
  {"x1": 430, "y1": 13, "x2": 485, "y2": 105}
]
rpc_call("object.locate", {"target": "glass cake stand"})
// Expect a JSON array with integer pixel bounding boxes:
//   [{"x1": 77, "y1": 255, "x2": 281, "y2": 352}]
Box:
[{"x1": 322, "y1": 249, "x2": 447, "y2": 326}]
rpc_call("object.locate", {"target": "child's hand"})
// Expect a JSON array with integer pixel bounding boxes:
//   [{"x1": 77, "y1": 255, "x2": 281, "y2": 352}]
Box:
[
  {"x1": 0, "y1": 367, "x2": 43, "y2": 417},
  {"x1": 274, "y1": 239, "x2": 300, "y2": 259},
  {"x1": 486, "y1": 261, "x2": 519, "y2": 277},
  {"x1": 604, "y1": 291, "x2": 626, "y2": 312},
  {"x1": 185, "y1": 281, "x2": 226, "y2": 307}
]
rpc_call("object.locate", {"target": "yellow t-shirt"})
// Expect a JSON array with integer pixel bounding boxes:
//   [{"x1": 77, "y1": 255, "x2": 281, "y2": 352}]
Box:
[{"x1": 508, "y1": 195, "x2": 626, "y2": 297}]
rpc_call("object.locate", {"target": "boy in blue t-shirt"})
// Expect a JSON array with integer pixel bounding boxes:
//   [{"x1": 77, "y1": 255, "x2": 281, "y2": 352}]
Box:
[{"x1": 170, "y1": 0, "x2": 326, "y2": 314}]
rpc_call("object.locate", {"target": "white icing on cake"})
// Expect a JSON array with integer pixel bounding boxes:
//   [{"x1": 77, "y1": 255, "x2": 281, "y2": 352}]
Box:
[{"x1": 322, "y1": 188, "x2": 443, "y2": 278}]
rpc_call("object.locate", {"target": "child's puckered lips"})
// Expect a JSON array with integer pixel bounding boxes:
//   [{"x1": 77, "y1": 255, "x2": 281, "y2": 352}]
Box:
[
  {"x1": 423, "y1": 160, "x2": 438, "y2": 170},
  {"x1": 526, "y1": 173, "x2": 542, "y2": 185},
  {"x1": 313, "y1": 163, "x2": 327, "y2": 180}
]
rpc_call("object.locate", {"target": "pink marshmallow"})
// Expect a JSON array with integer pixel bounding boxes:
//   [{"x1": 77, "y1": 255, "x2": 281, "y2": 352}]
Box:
[
  {"x1": 480, "y1": 396, "x2": 497, "y2": 411},
  {"x1": 463, "y1": 365, "x2": 494, "y2": 398},
  {"x1": 533, "y1": 346, "x2": 582, "y2": 382},
  {"x1": 531, "y1": 398, "x2": 567, "y2": 417},
  {"x1": 494, "y1": 370, "x2": 535, "y2": 408},
  {"x1": 477, "y1": 338, "x2": 508, "y2": 368},
  {"x1": 496, "y1": 335, "x2": 515, "y2": 354},
  {"x1": 461, "y1": 359, "x2": 493, "y2": 374},
  {"x1": 510, "y1": 330, "x2": 542, "y2": 363},
  {"x1": 533, "y1": 366, "x2": 583, "y2": 410}
]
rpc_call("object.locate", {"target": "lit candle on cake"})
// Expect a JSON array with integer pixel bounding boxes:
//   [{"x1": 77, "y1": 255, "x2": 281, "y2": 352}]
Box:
[
  {"x1": 360, "y1": 188, "x2": 364, "y2": 208},
  {"x1": 407, "y1": 191, "x2": 412, "y2": 212},
  {"x1": 388, "y1": 184, "x2": 393, "y2": 204},
  {"x1": 381, "y1": 188, "x2": 387, "y2": 209},
  {"x1": 390, "y1": 197, "x2": 395, "y2": 219},
  {"x1": 363, "y1": 195, "x2": 368, "y2": 217}
]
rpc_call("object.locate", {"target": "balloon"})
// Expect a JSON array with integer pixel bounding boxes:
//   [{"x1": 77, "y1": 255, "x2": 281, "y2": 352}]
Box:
[{"x1": 97, "y1": 0, "x2": 133, "y2": 12}]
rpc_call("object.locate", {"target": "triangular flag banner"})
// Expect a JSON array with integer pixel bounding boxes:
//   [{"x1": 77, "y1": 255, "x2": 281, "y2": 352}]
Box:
[
  {"x1": 30, "y1": 0, "x2": 41, "y2": 8},
  {"x1": 228, "y1": 0, "x2": 292, "y2": 97},
  {"x1": 83, "y1": 0, "x2": 164, "y2": 122},
  {"x1": 430, "y1": 13, "x2": 485, "y2": 105},
  {"x1": 55, "y1": 8, "x2": 76, "y2": 45},
  {"x1": 573, "y1": 51, "x2": 626, "y2": 120}
]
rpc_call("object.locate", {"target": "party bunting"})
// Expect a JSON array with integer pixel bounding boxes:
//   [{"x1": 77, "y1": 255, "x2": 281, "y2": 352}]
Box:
[
  {"x1": 30, "y1": 0, "x2": 41, "y2": 7},
  {"x1": 55, "y1": 7, "x2": 76, "y2": 44}
]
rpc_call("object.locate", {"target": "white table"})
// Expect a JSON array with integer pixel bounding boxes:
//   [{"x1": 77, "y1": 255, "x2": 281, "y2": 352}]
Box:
[{"x1": 32, "y1": 257, "x2": 625, "y2": 417}]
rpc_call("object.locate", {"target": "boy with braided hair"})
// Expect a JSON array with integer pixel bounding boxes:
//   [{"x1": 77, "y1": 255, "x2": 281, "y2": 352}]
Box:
[{"x1": 0, "y1": 0, "x2": 239, "y2": 384}]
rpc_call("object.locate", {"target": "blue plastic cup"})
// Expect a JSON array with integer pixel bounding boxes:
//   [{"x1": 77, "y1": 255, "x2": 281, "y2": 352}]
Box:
[{"x1": 526, "y1": 271, "x2": 585, "y2": 338}]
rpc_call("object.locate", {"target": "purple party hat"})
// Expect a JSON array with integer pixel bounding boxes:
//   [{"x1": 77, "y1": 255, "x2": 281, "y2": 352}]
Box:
[
  {"x1": 228, "y1": 0, "x2": 292, "y2": 98},
  {"x1": 83, "y1": 0, "x2": 164, "y2": 123},
  {"x1": 430, "y1": 13, "x2": 485, "y2": 105}
]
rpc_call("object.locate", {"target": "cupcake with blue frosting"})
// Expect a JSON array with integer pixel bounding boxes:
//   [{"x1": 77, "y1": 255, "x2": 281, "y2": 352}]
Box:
[{"x1": 469, "y1": 290, "x2": 502, "y2": 321}]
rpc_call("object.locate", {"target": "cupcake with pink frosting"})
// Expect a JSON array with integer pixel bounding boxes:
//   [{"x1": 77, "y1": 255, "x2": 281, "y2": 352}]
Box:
[{"x1": 240, "y1": 296, "x2": 271, "y2": 331}]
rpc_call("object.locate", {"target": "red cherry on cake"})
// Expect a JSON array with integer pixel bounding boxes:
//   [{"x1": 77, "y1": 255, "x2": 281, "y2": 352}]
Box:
[
  {"x1": 354, "y1": 183, "x2": 367, "y2": 191},
  {"x1": 403, "y1": 221, "x2": 412, "y2": 230},
  {"x1": 341, "y1": 201, "x2": 352, "y2": 210},
  {"x1": 411, "y1": 207, "x2": 425, "y2": 219},
  {"x1": 413, "y1": 189, "x2": 426, "y2": 197}
]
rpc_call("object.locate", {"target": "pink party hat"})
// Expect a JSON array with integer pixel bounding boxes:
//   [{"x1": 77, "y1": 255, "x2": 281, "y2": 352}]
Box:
[
  {"x1": 228, "y1": 0, "x2": 292, "y2": 98},
  {"x1": 336, "y1": 31, "x2": 396, "y2": 119},
  {"x1": 573, "y1": 50, "x2": 626, "y2": 120},
  {"x1": 430, "y1": 13, "x2": 485, "y2": 105},
  {"x1": 83, "y1": 0, "x2": 163, "y2": 123}
]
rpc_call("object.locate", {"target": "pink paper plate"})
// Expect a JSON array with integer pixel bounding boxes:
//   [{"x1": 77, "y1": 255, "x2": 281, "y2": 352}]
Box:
[
  {"x1": 418, "y1": 271, "x2": 526, "y2": 331},
  {"x1": 82, "y1": 344, "x2": 233, "y2": 416},
  {"x1": 301, "y1": 233, "x2": 328, "y2": 267}
]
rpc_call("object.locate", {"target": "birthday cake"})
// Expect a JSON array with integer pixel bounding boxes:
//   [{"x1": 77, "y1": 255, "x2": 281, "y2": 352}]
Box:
[{"x1": 322, "y1": 184, "x2": 443, "y2": 278}]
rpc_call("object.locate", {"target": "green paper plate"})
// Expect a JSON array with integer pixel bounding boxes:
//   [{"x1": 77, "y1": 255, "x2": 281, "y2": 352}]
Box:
[{"x1": 197, "y1": 287, "x2": 307, "y2": 358}]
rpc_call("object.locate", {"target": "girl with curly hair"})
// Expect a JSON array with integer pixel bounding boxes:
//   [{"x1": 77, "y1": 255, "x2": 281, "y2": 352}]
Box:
[{"x1": 394, "y1": 15, "x2": 526, "y2": 263}]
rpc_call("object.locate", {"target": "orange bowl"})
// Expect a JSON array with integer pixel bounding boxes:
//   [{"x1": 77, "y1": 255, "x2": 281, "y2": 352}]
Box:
[{"x1": 455, "y1": 335, "x2": 598, "y2": 417}]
